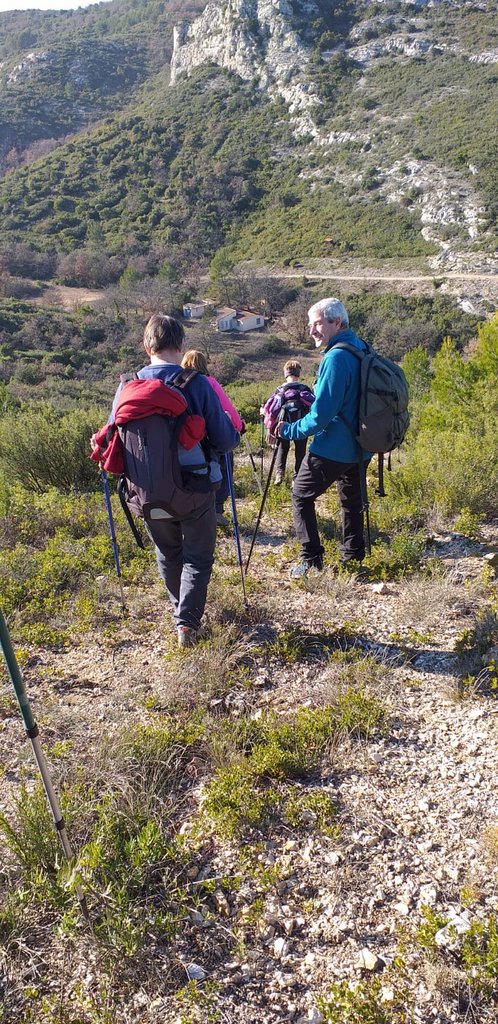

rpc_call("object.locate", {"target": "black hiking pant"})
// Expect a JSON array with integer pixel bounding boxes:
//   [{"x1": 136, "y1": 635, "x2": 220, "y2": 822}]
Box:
[
  {"x1": 275, "y1": 438, "x2": 307, "y2": 481},
  {"x1": 292, "y1": 452, "x2": 367, "y2": 565}
]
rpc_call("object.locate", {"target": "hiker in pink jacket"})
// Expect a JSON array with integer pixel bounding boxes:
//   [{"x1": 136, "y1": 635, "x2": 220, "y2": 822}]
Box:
[{"x1": 182, "y1": 349, "x2": 244, "y2": 526}]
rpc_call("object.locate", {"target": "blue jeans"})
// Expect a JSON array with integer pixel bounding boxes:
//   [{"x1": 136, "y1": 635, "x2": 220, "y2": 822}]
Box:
[{"x1": 146, "y1": 496, "x2": 217, "y2": 630}]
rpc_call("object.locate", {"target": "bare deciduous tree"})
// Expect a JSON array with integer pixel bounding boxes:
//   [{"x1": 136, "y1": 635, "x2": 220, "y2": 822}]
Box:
[{"x1": 279, "y1": 292, "x2": 312, "y2": 347}]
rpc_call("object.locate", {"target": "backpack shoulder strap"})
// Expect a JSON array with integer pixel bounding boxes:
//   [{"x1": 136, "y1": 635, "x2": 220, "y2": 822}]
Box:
[
  {"x1": 169, "y1": 368, "x2": 198, "y2": 391},
  {"x1": 120, "y1": 371, "x2": 140, "y2": 383},
  {"x1": 331, "y1": 344, "x2": 368, "y2": 444},
  {"x1": 331, "y1": 341, "x2": 370, "y2": 360}
]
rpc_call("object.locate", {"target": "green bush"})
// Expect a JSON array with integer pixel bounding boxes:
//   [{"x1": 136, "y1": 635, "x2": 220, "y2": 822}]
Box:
[
  {"x1": 264, "y1": 334, "x2": 288, "y2": 354},
  {"x1": 318, "y1": 976, "x2": 411, "y2": 1023},
  {"x1": 228, "y1": 379, "x2": 274, "y2": 425},
  {"x1": 393, "y1": 328, "x2": 498, "y2": 518},
  {"x1": 203, "y1": 697, "x2": 385, "y2": 837},
  {"x1": 0, "y1": 485, "x2": 150, "y2": 641},
  {"x1": 0, "y1": 403, "x2": 104, "y2": 492},
  {"x1": 416, "y1": 905, "x2": 498, "y2": 1005}
]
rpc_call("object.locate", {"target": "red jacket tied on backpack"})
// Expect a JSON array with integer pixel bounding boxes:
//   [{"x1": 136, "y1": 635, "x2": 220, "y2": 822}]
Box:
[{"x1": 90, "y1": 378, "x2": 205, "y2": 474}]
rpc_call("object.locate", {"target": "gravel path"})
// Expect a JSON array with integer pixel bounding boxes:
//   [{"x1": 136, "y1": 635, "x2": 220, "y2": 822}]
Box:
[{"x1": 0, "y1": 526, "x2": 497, "y2": 1023}]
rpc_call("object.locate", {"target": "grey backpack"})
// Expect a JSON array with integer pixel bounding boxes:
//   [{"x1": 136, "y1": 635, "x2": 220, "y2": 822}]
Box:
[
  {"x1": 333, "y1": 341, "x2": 410, "y2": 454},
  {"x1": 333, "y1": 342, "x2": 410, "y2": 551},
  {"x1": 117, "y1": 370, "x2": 212, "y2": 532}
]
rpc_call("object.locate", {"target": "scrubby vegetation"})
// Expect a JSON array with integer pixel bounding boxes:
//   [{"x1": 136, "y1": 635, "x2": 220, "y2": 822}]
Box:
[
  {"x1": 0, "y1": 3, "x2": 496, "y2": 1020},
  {"x1": 0, "y1": 310, "x2": 496, "y2": 1021},
  {"x1": 0, "y1": 0, "x2": 207, "y2": 172},
  {"x1": 0, "y1": 0, "x2": 494, "y2": 278},
  {"x1": 0, "y1": 288, "x2": 483, "y2": 406}
]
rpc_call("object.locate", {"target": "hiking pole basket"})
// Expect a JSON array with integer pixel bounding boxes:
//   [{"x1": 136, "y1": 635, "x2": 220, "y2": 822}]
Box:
[
  {"x1": 225, "y1": 453, "x2": 249, "y2": 608},
  {"x1": 0, "y1": 608, "x2": 90, "y2": 922},
  {"x1": 245, "y1": 438, "x2": 281, "y2": 574},
  {"x1": 100, "y1": 467, "x2": 127, "y2": 613}
]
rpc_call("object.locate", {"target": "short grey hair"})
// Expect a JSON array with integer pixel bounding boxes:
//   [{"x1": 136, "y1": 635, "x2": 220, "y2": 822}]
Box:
[{"x1": 309, "y1": 297, "x2": 349, "y2": 328}]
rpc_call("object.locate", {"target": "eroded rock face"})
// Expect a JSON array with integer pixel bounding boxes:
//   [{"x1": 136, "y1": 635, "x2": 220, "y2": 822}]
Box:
[
  {"x1": 382, "y1": 160, "x2": 487, "y2": 243},
  {"x1": 170, "y1": 0, "x2": 496, "y2": 259},
  {"x1": 349, "y1": 34, "x2": 435, "y2": 63},
  {"x1": 171, "y1": 0, "x2": 322, "y2": 135},
  {"x1": 7, "y1": 51, "x2": 49, "y2": 85}
]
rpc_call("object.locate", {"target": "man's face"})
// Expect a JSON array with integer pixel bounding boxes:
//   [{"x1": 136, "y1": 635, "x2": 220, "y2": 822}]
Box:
[{"x1": 308, "y1": 311, "x2": 343, "y2": 349}]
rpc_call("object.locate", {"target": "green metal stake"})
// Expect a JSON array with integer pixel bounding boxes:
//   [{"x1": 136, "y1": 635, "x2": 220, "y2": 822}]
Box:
[{"x1": 0, "y1": 609, "x2": 90, "y2": 921}]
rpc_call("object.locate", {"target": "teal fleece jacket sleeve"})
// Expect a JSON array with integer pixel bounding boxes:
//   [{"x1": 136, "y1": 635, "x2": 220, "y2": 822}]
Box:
[{"x1": 279, "y1": 329, "x2": 368, "y2": 464}]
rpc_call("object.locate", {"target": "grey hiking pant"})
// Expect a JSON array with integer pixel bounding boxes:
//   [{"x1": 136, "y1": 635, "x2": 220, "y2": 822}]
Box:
[
  {"x1": 216, "y1": 452, "x2": 233, "y2": 515},
  {"x1": 146, "y1": 495, "x2": 217, "y2": 631}
]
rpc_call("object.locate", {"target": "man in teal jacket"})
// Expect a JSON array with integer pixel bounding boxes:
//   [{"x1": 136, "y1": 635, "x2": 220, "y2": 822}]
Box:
[{"x1": 275, "y1": 297, "x2": 370, "y2": 579}]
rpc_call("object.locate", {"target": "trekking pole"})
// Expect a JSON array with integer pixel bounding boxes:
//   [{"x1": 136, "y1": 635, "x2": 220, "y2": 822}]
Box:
[
  {"x1": 259, "y1": 415, "x2": 265, "y2": 486},
  {"x1": 0, "y1": 608, "x2": 90, "y2": 922},
  {"x1": 100, "y1": 468, "x2": 127, "y2": 613},
  {"x1": 359, "y1": 459, "x2": 372, "y2": 556},
  {"x1": 225, "y1": 454, "x2": 249, "y2": 608},
  {"x1": 375, "y1": 453, "x2": 386, "y2": 498},
  {"x1": 245, "y1": 438, "x2": 281, "y2": 574},
  {"x1": 243, "y1": 434, "x2": 263, "y2": 496}
]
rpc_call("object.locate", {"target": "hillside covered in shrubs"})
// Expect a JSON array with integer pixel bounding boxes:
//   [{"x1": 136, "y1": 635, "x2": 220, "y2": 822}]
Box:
[
  {"x1": 0, "y1": 1, "x2": 497, "y2": 1019},
  {"x1": 0, "y1": 0, "x2": 496, "y2": 275},
  {"x1": 0, "y1": 312, "x2": 496, "y2": 1024}
]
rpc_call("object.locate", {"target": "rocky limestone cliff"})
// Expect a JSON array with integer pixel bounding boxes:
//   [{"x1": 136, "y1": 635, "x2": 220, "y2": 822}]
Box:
[
  {"x1": 170, "y1": 0, "x2": 496, "y2": 262},
  {"x1": 171, "y1": 0, "x2": 321, "y2": 137}
]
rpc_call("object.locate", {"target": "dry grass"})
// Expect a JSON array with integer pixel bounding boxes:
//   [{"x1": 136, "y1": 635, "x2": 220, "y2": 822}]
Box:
[
  {"x1": 393, "y1": 570, "x2": 483, "y2": 633},
  {"x1": 481, "y1": 824, "x2": 498, "y2": 865}
]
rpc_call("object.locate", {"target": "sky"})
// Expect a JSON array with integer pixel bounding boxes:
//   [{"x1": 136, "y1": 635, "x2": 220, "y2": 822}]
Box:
[{"x1": 0, "y1": 1, "x2": 111, "y2": 11}]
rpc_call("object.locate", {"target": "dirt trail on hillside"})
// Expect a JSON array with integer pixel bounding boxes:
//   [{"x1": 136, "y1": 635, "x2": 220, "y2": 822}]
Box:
[
  {"x1": 274, "y1": 272, "x2": 497, "y2": 281},
  {"x1": 29, "y1": 265, "x2": 498, "y2": 315},
  {"x1": 0, "y1": 499, "x2": 497, "y2": 1023},
  {"x1": 256, "y1": 262, "x2": 498, "y2": 308}
]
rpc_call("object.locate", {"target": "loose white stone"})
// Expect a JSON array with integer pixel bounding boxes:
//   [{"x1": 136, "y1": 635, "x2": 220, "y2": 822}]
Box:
[
  {"x1": 273, "y1": 936, "x2": 289, "y2": 958},
  {"x1": 186, "y1": 963, "x2": 206, "y2": 981},
  {"x1": 297, "y1": 1009, "x2": 324, "y2": 1024},
  {"x1": 435, "y1": 910, "x2": 472, "y2": 948},
  {"x1": 358, "y1": 947, "x2": 383, "y2": 971}
]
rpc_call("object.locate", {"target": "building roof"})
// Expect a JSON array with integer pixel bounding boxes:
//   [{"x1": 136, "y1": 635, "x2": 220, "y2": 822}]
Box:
[
  {"x1": 234, "y1": 309, "x2": 263, "y2": 322},
  {"x1": 216, "y1": 307, "x2": 237, "y2": 318}
]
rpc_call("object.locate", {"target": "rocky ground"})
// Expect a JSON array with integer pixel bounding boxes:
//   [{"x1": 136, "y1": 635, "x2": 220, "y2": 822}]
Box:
[{"x1": 0, "y1": 493, "x2": 497, "y2": 1023}]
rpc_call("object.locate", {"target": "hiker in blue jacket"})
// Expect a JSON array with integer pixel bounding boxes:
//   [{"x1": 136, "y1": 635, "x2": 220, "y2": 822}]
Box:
[
  {"x1": 111, "y1": 314, "x2": 239, "y2": 647},
  {"x1": 275, "y1": 298, "x2": 370, "y2": 579}
]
